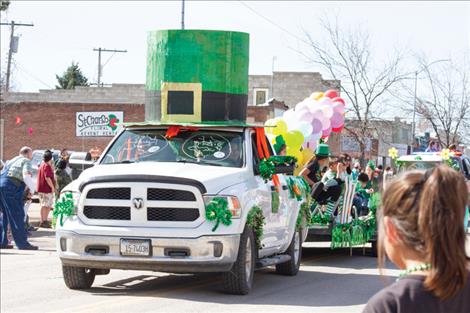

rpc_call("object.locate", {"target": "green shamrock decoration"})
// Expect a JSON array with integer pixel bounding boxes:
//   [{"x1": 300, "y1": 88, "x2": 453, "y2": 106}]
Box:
[
  {"x1": 205, "y1": 197, "x2": 232, "y2": 232},
  {"x1": 53, "y1": 192, "x2": 75, "y2": 227}
]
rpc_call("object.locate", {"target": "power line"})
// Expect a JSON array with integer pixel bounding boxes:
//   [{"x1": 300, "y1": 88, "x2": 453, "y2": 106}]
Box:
[
  {"x1": 237, "y1": 1, "x2": 309, "y2": 46},
  {"x1": 92, "y1": 48, "x2": 127, "y2": 87},
  {"x1": 12, "y1": 60, "x2": 53, "y2": 89}
]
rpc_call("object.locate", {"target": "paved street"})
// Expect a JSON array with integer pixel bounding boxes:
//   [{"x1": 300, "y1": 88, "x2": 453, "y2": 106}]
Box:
[
  {"x1": 1, "y1": 230, "x2": 396, "y2": 313},
  {"x1": 1, "y1": 204, "x2": 469, "y2": 313}
]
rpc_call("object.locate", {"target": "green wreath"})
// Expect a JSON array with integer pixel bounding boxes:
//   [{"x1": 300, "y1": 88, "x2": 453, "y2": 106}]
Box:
[
  {"x1": 205, "y1": 197, "x2": 233, "y2": 232},
  {"x1": 259, "y1": 156, "x2": 297, "y2": 182},
  {"x1": 247, "y1": 206, "x2": 265, "y2": 248},
  {"x1": 53, "y1": 192, "x2": 75, "y2": 227}
]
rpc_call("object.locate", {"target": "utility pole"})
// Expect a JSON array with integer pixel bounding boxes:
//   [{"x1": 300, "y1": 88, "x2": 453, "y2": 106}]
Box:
[
  {"x1": 0, "y1": 21, "x2": 34, "y2": 92},
  {"x1": 270, "y1": 56, "x2": 276, "y2": 98},
  {"x1": 181, "y1": 0, "x2": 185, "y2": 30},
  {"x1": 93, "y1": 48, "x2": 127, "y2": 87}
]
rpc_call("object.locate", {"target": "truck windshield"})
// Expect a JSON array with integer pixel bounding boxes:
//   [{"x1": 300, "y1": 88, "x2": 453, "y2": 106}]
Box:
[{"x1": 101, "y1": 129, "x2": 244, "y2": 168}]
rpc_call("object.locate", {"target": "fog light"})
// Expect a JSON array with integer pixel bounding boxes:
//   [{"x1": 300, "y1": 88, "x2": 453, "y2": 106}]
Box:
[
  {"x1": 213, "y1": 242, "x2": 223, "y2": 257},
  {"x1": 60, "y1": 238, "x2": 67, "y2": 252}
]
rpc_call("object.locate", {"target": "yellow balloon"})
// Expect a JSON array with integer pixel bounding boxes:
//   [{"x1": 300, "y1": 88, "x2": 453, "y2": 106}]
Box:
[
  {"x1": 272, "y1": 118, "x2": 287, "y2": 136},
  {"x1": 286, "y1": 147, "x2": 303, "y2": 166},
  {"x1": 310, "y1": 91, "x2": 324, "y2": 100},
  {"x1": 284, "y1": 130, "x2": 304, "y2": 149},
  {"x1": 301, "y1": 148, "x2": 314, "y2": 163}
]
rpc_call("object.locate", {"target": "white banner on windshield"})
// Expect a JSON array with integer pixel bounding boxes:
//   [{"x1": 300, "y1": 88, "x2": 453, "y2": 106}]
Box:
[{"x1": 76, "y1": 111, "x2": 123, "y2": 137}]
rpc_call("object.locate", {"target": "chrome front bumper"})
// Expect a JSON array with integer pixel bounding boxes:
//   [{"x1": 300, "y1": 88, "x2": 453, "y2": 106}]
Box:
[{"x1": 57, "y1": 231, "x2": 240, "y2": 273}]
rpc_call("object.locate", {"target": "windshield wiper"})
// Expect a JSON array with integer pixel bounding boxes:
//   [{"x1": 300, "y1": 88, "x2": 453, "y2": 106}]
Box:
[
  {"x1": 175, "y1": 158, "x2": 223, "y2": 167},
  {"x1": 106, "y1": 160, "x2": 135, "y2": 165}
]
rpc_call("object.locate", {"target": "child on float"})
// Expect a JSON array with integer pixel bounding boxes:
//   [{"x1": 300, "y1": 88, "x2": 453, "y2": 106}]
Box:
[
  {"x1": 363, "y1": 165, "x2": 470, "y2": 313},
  {"x1": 353, "y1": 173, "x2": 374, "y2": 217}
]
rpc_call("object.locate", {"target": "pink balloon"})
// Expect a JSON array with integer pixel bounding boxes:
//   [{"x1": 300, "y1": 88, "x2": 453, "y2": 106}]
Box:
[
  {"x1": 324, "y1": 89, "x2": 339, "y2": 99},
  {"x1": 321, "y1": 117, "x2": 331, "y2": 130},
  {"x1": 319, "y1": 97, "x2": 332, "y2": 106},
  {"x1": 311, "y1": 118, "x2": 323, "y2": 134},
  {"x1": 332, "y1": 102, "x2": 345, "y2": 115},
  {"x1": 331, "y1": 112, "x2": 345, "y2": 128},
  {"x1": 332, "y1": 97, "x2": 345, "y2": 105},
  {"x1": 322, "y1": 127, "x2": 332, "y2": 138}
]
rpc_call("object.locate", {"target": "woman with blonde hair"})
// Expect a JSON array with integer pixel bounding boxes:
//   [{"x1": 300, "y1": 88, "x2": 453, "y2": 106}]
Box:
[{"x1": 364, "y1": 165, "x2": 470, "y2": 312}]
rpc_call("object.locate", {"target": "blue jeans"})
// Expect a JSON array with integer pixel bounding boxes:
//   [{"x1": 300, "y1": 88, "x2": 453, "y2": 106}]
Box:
[
  {"x1": 353, "y1": 195, "x2": 369, "y2": 216},
  {"x1": 0, "y1": 177, "x2": 30, "y2": 248}
]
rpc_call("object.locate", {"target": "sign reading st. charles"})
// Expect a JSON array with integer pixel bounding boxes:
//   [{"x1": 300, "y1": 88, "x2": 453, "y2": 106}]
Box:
[{"x1": 76, "y1": 111, "x2": 123, "y2": 137}]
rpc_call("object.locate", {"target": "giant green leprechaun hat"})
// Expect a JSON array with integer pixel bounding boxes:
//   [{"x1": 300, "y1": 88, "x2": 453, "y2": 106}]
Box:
[{"x1": 145, "y1": 30, "x2": 249, "y2": 123}]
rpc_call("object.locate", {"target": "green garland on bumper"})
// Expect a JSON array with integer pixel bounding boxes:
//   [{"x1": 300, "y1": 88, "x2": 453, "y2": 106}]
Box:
[
  {"x1": 53, "y1": 192, "x2": 75, "y2": 227},
  {"x1": 247, "y1": 206, "x2": 265, "y2": 248},
  {"x1": 205, "y1": 197, "x2": 232, "y2": 232}
]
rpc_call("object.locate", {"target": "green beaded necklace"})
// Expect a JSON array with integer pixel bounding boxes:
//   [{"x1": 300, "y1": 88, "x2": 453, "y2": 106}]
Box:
[{"x1": 396, "y1": 263, "x2": 431, "y2": 282}]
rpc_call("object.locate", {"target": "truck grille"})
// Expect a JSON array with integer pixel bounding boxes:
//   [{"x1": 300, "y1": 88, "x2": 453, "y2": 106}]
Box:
[
  {"x1": 147, "y1": 207, "x2": 200, "y2": 221},
  {"x1": 147, "y1": 188, "x2": 196, "y2": 201},
  {"x1": 80, "y1": 182, "x2": 204, "y2": 227},
  {"x1": 86, "y1": 188, "x2": 131, "y2": 200},
  {"x1": 83, "y1": 206, "x2": 131, "y2": 220}
]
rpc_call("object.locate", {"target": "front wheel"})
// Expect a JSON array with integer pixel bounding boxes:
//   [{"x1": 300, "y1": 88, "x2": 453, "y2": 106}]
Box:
[
  {"x1": 276, "y1": 230, "x2": 302, "y2": 276},
  {"x1": 62, "y1": 265, "x2": 96, "y2": 289},
  {"x1": 222, "y1": 226, "x2": 255, "y2": 295}
]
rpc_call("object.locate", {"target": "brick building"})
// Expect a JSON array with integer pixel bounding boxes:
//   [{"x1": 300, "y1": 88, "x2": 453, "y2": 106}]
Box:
[
  {"x1": 248, "y1": 71, "x2": 340, "y2": 108},
  {"x1": 0, "y1": 84, "x2": 145, "y2": 160}
]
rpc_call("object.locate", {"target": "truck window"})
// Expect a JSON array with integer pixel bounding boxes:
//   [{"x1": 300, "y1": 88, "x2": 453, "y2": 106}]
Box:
[
  {"x1": 102, "y1": 129, "x2": 245, "y2": 168},
  {"x1": 251, "y1": 133, "x2": 274, "y2": 174}
]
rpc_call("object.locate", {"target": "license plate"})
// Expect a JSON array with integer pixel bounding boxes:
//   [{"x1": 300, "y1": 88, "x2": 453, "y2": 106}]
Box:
[{"x1": 120, "y1": 239, "x2": 151, "y2": 256}]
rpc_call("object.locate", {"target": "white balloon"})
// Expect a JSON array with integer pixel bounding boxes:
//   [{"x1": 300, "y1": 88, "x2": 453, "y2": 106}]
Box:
[
  {"x1": 319, "y1": 97, "x2": 332, "y2": 106},
  {"x1": 321, "y1": 104, "x2": 334, "y2": 119},
  {"x1": 293, "y1": 121, "x2": 313, "y2": 138}
]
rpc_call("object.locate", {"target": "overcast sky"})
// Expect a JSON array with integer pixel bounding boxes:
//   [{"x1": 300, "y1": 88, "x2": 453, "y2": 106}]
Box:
[{"x1": 1, "y1": 0, "x2": 469, "y2": 93}]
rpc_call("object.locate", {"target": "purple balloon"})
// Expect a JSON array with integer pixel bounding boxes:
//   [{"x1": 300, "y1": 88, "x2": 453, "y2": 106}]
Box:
[
  {"x1": 311, "y1": 118, "x2": 323, "y2": 134},
  {"x1": 322, "y1": 127, "x2": 332, "y2": 138},
  {"x1": 331, "y1": 112, "x2": 344, "y2": 128}
]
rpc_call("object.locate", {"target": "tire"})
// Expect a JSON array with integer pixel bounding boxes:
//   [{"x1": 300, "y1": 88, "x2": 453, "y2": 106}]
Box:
[
  {"x1": 276, "y1": 230, "x2": 302, "y2": 276},
  {"x1": 222, "y1": 226, "x2": 255, "y2": 295},
  {"x1": 62, "y1": 265, "x2": 96, "y2": 289},
  {"x1": 370, "y1": 240, "x2": 378, "y2": 257}
]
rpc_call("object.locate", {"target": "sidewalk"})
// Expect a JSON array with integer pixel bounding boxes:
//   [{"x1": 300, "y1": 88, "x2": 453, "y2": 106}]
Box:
[{"x1": 27, "y1": 202, "x2": 46, "y2": 227}]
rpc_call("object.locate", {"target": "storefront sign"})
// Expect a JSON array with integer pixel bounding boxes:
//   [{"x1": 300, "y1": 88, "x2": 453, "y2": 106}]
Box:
[{"x1": 76, "y1": 111, "x2": 123, "y2": 137}]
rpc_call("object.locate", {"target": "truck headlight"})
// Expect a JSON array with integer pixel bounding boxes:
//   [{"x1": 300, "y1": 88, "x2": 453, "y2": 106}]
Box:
[{"x1": 203, "y1": 195, "x2": 241, "y2": 218}]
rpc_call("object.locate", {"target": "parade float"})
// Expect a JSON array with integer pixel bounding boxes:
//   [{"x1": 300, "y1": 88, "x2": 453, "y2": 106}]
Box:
[
  {"x1": 261, "y1": 88, "x2": 379, "y2": 255},
  {"x1": 54, "y1": 29, "x2": 310, "y2": 295}
]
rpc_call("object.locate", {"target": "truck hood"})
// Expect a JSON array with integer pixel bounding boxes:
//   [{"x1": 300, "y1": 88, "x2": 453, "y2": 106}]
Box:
[{"x1": 75, "y1": 162, "x2": 248, "y2": 194}]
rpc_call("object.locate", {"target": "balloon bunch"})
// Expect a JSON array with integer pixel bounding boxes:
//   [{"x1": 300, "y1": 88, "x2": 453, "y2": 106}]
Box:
[{"x1": 265, "y1": 89, "x2": 345, "y2": 168}]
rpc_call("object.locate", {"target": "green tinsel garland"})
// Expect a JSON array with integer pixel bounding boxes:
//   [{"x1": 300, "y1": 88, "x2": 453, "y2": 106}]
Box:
[
  {"x1": 53, "y1": 192, "x2": 75, "y2": 227},
  {"x1": 296, "y1": 202, "x2": 312, "y2": 231},
  {"x1": 205, "y1": 197, "x2": 232, "y2": 232},
  {"x1": 351, "y1": 220, "x2": 366, "y2": 246},
  {"x1": 310, "y1": 212, "x2": 330, "y2": 225},
  {"x1": 259, "y1": 156, "x2": 297, "y2": 182},
  {"x1": 247, "y1": 206, "x2": 265, "y2": 248},
  {"x1": 331, "y1": 223, "x2": 352, "y2": 249}
]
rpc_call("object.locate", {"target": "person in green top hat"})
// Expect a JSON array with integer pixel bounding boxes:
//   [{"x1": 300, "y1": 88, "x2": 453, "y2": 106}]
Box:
[{"x1": 300, "y1": 143, "x2": 331, "y2": 186}]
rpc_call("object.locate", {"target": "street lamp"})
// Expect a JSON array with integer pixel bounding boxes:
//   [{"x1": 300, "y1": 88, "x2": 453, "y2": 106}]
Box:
[{"x1": 412, "y1": 59, "x2": 450, "y2": 151}]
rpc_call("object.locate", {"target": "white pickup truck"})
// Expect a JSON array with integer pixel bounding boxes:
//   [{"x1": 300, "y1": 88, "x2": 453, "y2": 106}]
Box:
[{"x1": 56, "y1": 123, "x2": 308, "y2": 295}]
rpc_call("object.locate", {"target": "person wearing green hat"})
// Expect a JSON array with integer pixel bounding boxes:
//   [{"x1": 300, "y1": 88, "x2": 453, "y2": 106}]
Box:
[
  {"x1": 300, "y1": 143, "x2": 330, "y2": 186},
  {"x1": 273, "y1": 135, "x2": 287, "y2": 156}
]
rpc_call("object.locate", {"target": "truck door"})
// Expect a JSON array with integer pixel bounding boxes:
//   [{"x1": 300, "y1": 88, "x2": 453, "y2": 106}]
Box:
[{"x1": 250, "y1": 133, "x2": 289, "y2": 251}]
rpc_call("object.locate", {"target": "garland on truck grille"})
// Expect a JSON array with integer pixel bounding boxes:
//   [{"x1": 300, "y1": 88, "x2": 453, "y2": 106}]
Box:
[
  {"x1": 205, "y1": 197, "x2": 232, "y2": 232},
  {"x1": 53, "y1": 192, "x2": 75, "y2": 227},
  {"x1": 247, "y1": 206, "x2": 265, "y2": 248}
]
